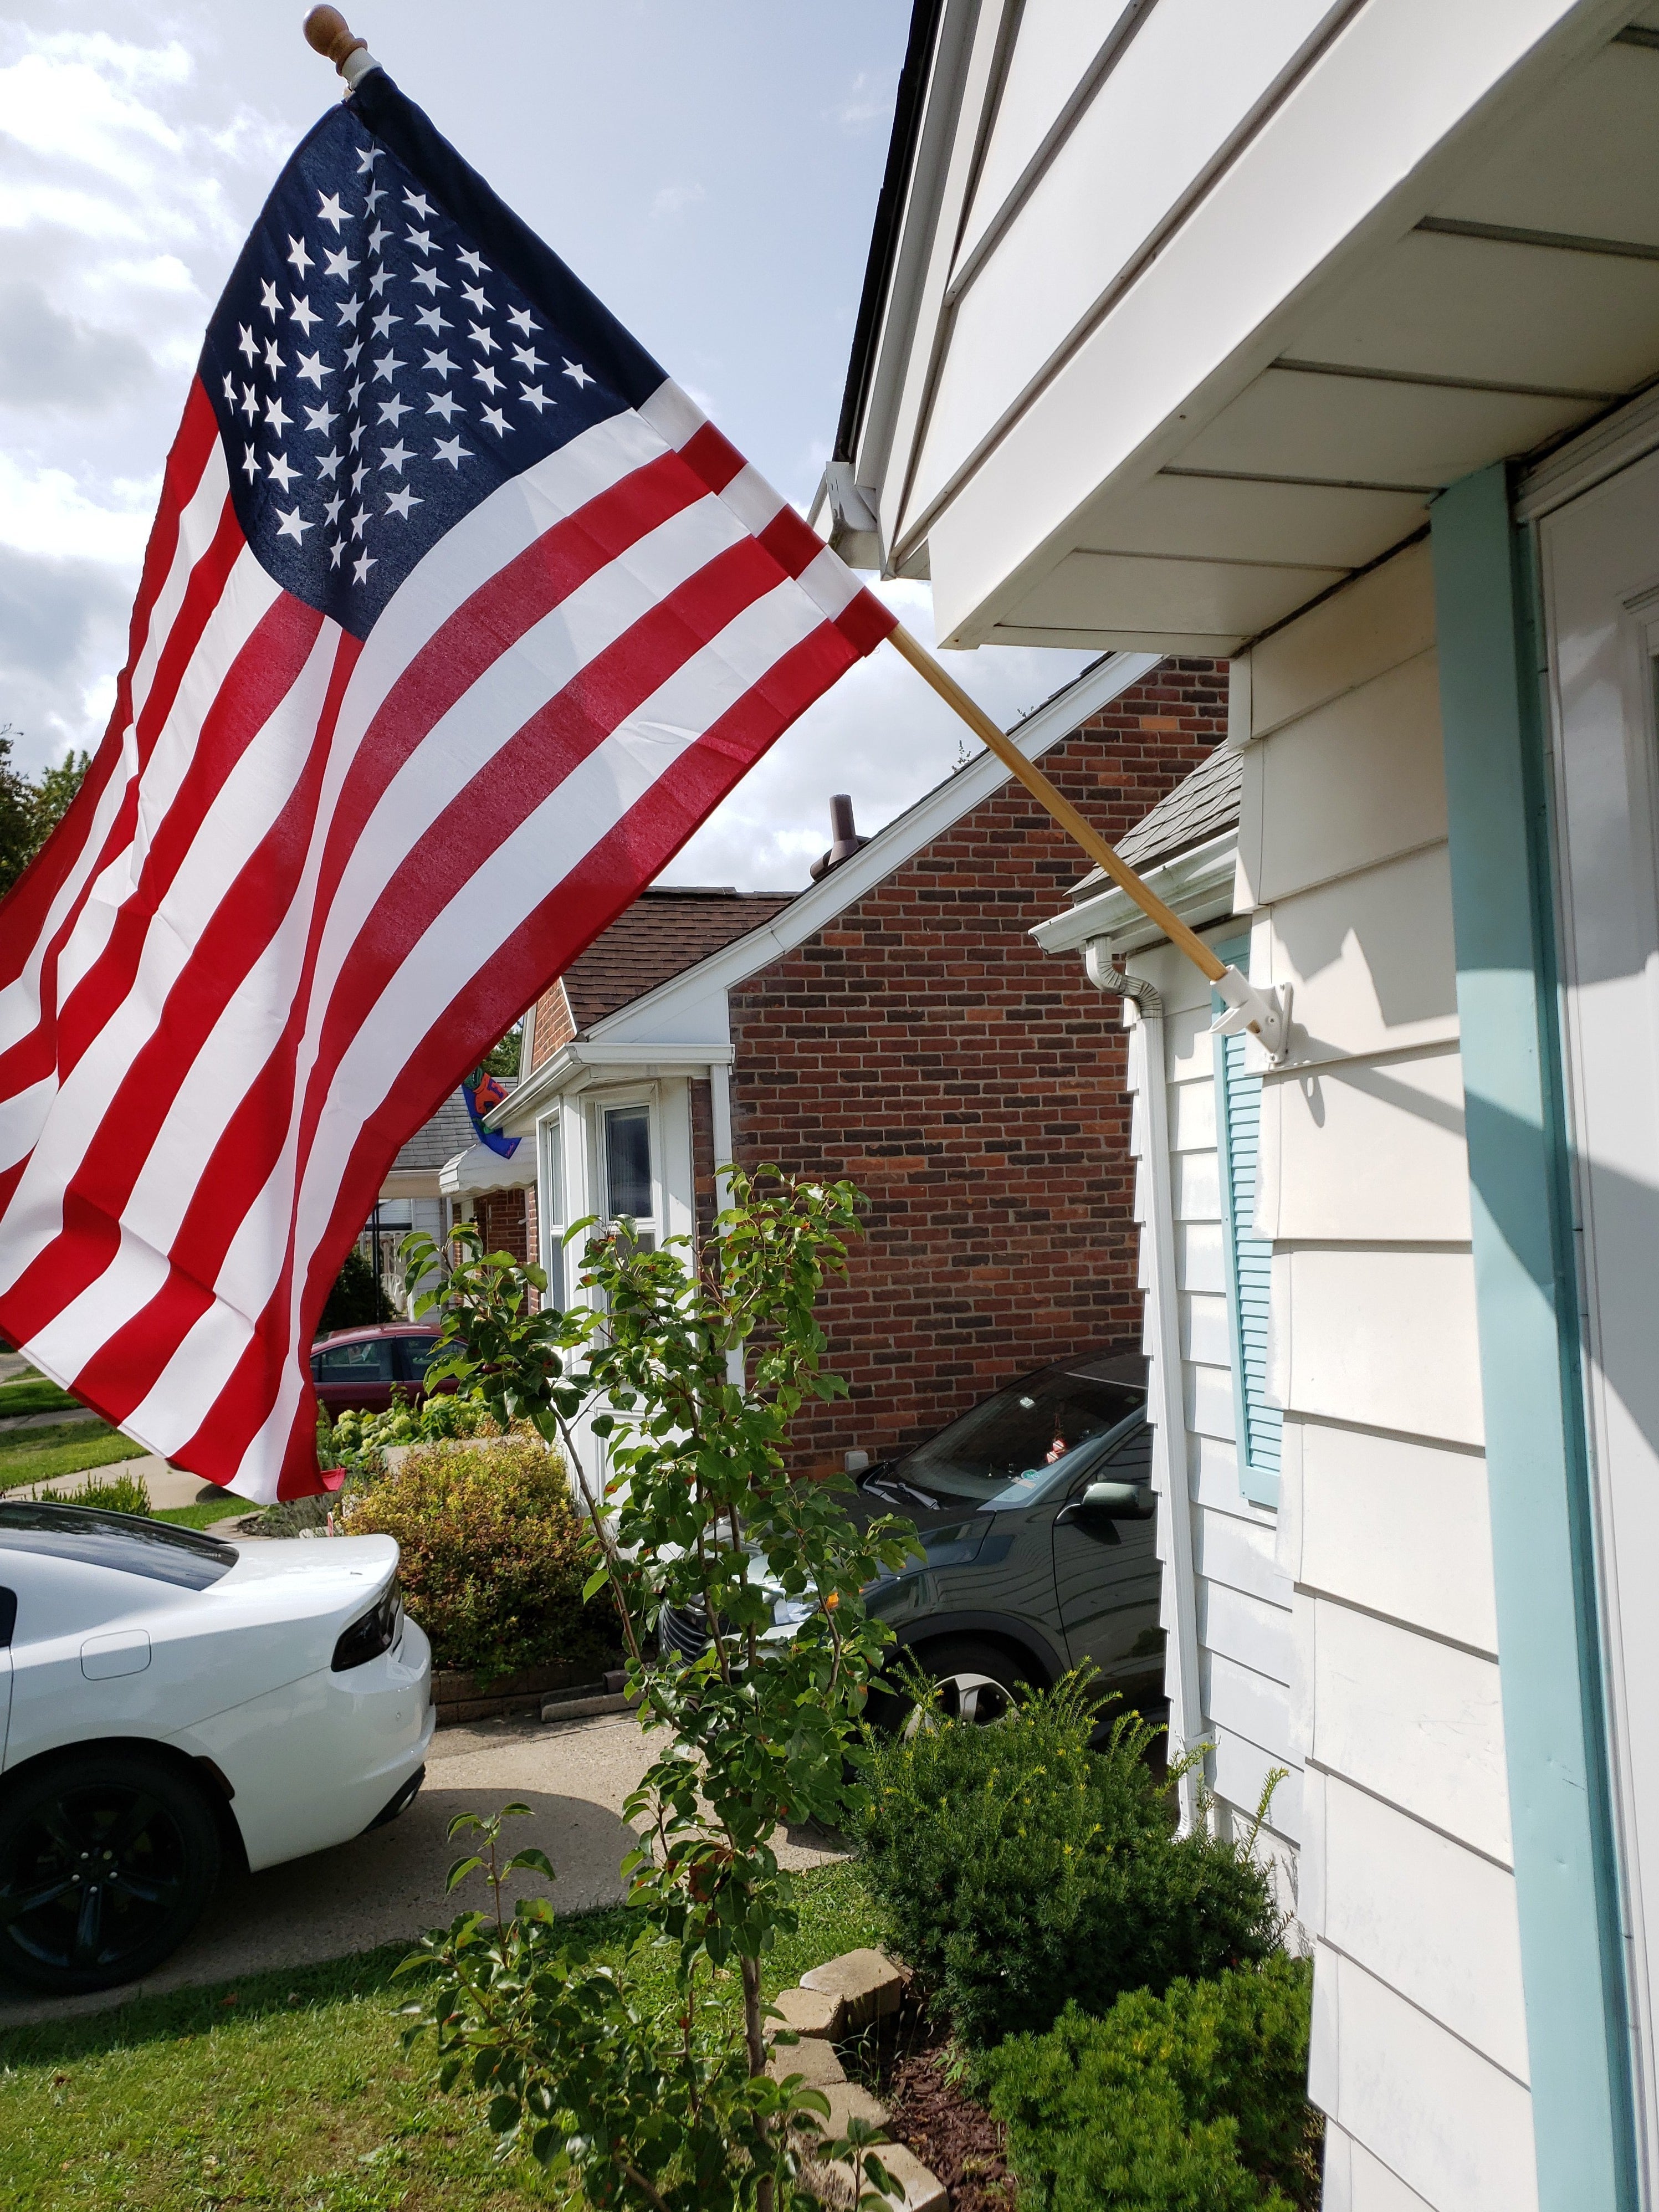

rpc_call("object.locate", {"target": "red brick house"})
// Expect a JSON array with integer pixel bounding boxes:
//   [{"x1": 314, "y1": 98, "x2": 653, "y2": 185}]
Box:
[{"x1": 493, "y1": 651, "x2": 1226, "y2": 1469}]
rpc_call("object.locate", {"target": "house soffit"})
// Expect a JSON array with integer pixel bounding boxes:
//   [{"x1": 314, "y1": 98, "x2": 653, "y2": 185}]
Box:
[{"x1": 902, "y1": 1, "x2": 1651, "y2": 655}]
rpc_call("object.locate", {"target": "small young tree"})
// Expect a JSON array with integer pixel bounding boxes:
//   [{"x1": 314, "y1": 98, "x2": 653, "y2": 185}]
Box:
[{"x1": 396, "y1": 1170, "x2": 917, "y2": 2209}]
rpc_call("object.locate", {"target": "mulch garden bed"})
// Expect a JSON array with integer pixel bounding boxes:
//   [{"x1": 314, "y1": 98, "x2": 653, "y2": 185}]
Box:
[
  {"x1": 885, "y1": 2042, "x2": 1014, "y2": 2210},
  {"x1": 845, "y1": 1988, "x2": 1015, "y2": 2211}
]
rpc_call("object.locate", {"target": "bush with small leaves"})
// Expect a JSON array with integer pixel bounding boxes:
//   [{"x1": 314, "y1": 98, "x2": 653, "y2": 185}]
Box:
[
  {"x1": 44, "y1": 1469, "x2": 154, "y2": 1517},
  {"x1": 343, "y1": 1437, "x2": 615, "y2": 1684},
  {"x1": 857, "y1": 1676, "x2": 1281, "y2": 2046},
  {"x1": 983, "y1": 1954, "x2": 1321, "y2": 2210}
]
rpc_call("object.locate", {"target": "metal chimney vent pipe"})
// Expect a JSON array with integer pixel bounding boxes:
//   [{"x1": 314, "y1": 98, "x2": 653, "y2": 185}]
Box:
[{"x1": 810, "y1": 793, "x2": 870, "y2": 880}]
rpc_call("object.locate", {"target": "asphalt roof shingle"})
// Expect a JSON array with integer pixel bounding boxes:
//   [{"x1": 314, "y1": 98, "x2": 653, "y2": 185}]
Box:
[
  {"x1": 390, "y1": 1089, "x2": 478, "y2": 1174},
  {"x1": 561, "y1": 886, "x2": 796, "y2": 1032},
  {"x1": 1069, "y1": 744, "x2": 1241, "y2": 898}
]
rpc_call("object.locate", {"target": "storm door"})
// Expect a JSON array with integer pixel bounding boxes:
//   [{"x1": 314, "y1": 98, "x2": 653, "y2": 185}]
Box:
[{"x1": 1541, "y1": 439, "x2": 1659, "y2": 2183}]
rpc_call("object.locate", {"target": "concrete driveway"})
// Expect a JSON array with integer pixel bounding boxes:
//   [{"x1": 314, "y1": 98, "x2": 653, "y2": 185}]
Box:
[{"x1": 0, "y1": 1709, "x2": 847, "y2": 2030}]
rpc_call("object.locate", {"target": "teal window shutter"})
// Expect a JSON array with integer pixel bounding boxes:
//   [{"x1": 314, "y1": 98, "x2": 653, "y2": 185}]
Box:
[{"x1": 1213, "y1": 948, "x2": 1282, "y2": 1507}]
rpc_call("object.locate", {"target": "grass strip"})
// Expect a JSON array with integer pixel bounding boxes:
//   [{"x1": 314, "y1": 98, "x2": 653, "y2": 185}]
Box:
[
  {"x1": 0, "y1": 1426, "x2": 150, "y2": 1493},
  {"x1": 0, "y1": 1378, "x2": 80, "y2": 1419},
  {"x1": 0, "y1": 1858, "x2": 883, "y2": 2211},
  {"x1": 154, "y1": 1496, "x2": 250, "y2": 1530}
]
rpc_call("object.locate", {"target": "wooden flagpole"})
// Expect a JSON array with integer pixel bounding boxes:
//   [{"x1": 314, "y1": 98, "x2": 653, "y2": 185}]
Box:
[{"x1": 886, "y1": 624, "x2": 1227, "y2": 985}]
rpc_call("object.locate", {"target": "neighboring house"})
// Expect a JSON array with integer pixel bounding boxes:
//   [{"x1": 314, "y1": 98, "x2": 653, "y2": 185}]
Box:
[
  {"x1": 369, "y1": 1080, "x2": 531, "y2": 1315},
  {"x1": 491, "y1": 650, "x2": 1227, "y2": 1473},
  {"x1": 821, "y1": 8, "x2": 1659, "y2": 2210}
]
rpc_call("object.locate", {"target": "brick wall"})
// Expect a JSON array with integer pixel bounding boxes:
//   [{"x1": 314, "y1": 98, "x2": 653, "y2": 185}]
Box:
[
  {"x1": 529, "y1": 979, "x2": 576, "y2": 1071},
  {"x1": 724, "y1": 658, "x2": 1227, "y2": 1470},
  {"x1": 475, "y1": 1184, "x2": 529, "y2": 1265}
]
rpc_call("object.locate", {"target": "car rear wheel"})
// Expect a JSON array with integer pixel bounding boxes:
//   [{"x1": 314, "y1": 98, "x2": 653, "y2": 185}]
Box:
[
  {"x1": 0, "y1": 1751, "x2": 221, "y2": 1994},
  {"x1": 869, "y1": 1636, "x2": 1037, "y2": 1737}
]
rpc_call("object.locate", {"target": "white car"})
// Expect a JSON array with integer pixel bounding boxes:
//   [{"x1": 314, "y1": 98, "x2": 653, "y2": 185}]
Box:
[{"x1": 0, "y1": 1499, "x2": 433, "y2": 1995}]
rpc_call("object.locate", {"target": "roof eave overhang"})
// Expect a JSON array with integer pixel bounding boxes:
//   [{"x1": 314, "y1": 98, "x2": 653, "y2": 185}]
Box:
[
  {"x1": 1030, "y1": 827, "x2": 1240, "y2": 959},
  {"x1": 493, "y1": 1038, "x2": 735, "y2": 1132}
]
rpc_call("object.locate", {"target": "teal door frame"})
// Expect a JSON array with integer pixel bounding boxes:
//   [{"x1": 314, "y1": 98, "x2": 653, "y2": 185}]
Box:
[{"x1": 1431, "y1": 463, "x2": 1637, "y2": 2211}]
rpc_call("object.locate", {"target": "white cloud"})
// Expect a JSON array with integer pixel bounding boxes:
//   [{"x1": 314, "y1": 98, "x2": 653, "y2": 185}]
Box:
[
  {"x1": 650, "y1": 180, "x2": 705, "y2": 220},
  {"x1": 0, "y1": 453, "x2": 156, "y2": 565},
  {"x1": 835, "y1": 69, "x2": 896, "y2": 134}
]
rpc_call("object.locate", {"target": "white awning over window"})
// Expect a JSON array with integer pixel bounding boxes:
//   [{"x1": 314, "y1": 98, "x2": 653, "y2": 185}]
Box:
[{"x1": 438, "y1": 1143, "x2": 536, "y2": 1197}]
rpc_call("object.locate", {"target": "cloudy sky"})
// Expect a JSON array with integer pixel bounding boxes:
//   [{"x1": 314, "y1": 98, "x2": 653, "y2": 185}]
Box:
[{"x1": 0, "y1": 2, "x2": 1090, "y2": 890}]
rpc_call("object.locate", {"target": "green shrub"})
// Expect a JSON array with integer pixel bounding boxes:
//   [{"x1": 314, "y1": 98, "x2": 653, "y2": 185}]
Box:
[
  {"x1": 326, "y1": 1389, "x2": 490, "y2": 1478},
  {"x1": 45, "y1": 1469, "x2": 154, "y2": 1516},
  {"x1": 985, "y1": 1955, "x2": 1320, "y2": 2210},
  {"x1": 342, "y1": 1438, "x2": 615, "y2": 1684},
  {"x1": 857, "y1": 1678, "x2": 1278, "y2": 2045},
  {"x1": 318, "y1": 1246, "x2": 392, "y2": 1331}
]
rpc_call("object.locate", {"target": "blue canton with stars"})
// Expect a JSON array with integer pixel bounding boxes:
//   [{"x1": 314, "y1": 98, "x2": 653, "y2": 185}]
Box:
[{"x1": 199, "y1": 75, "x2": 670, "y2": 639}]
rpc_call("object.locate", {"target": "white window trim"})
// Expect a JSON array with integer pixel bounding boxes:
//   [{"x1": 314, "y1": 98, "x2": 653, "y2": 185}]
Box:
[{"x1": 586, "y1": 1083, "x2": 667, "y2": 1249}]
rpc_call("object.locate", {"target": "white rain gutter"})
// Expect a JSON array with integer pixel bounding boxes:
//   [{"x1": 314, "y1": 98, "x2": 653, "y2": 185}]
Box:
[{"x1": 1085, "y1": 944, "x2": 1204, "y2": 1833}]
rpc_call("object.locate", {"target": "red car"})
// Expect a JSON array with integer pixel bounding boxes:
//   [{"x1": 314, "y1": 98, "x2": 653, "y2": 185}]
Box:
[{"x1": 309, "y1": 1323, "x2": 448, "y2": 1416}]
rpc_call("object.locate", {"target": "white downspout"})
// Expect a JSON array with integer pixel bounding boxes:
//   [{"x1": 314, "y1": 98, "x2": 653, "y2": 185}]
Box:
[
  {"x1": 709, "y1": 1056, "x2": 736, "y2": 1220},
  {"x1": 1087, "y1": 944, "x2": 1205, "y2": 1834},
  {"x1": 709, "y1": 1052, "x2": 744, "y2": 1390}
]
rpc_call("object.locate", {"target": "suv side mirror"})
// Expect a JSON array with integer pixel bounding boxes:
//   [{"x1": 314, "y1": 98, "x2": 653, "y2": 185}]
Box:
[{"x1": 1072, "y1": 1480, "x2": 1154, "y2": 1522}]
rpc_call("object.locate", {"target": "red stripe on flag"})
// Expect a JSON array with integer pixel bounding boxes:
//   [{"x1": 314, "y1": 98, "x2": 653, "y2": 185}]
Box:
[
  {"x1": 0, "y1": 382, "x2": 221, "y2": 984},
  {"x1": 757, "y1": 505, "x2": 828, "y2": 581},
  {"x1": 834, "y1": 585, "x2": 899, "y2": 657},
  {"x1": 678, "y1": 421, "x2": 746, "y2": 496}
]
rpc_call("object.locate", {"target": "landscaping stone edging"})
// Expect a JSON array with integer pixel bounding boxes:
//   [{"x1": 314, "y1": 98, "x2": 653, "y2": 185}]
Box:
[
  {"x1": 765, "y1": 1948, "x2": 948, "y2": 2212},
  {"x1": 432, "y1": 1660, "x2": 608, "y2": 1728}
]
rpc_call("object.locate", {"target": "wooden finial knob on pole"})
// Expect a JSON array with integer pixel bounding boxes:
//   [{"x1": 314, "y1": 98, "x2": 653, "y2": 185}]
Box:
[{"x1": 304, "y1": 6, "x2": 367, "y2": 74}]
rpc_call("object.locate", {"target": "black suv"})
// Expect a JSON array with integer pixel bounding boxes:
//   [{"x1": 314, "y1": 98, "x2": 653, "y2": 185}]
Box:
[{"x1": 661, "y1": 1351, "x2": 1163, "y2": 1727}]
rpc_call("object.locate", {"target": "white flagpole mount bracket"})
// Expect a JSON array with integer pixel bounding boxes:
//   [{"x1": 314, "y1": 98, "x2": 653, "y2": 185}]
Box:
[{"x1": 1209, "y1": 966, "x2": 1292, "y2": 1063}]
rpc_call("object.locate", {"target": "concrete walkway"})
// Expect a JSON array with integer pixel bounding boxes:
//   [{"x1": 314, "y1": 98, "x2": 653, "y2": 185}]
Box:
[
  {"x1": 0, "y1": 1406, "x2": 101, "y2": 1435},
  {"x1": 24, "y1": 1455, "x2": 210, "y2": 1508},
  {"x1": 0, "y1": 1710, "x2": 847, "y2": 2029}
]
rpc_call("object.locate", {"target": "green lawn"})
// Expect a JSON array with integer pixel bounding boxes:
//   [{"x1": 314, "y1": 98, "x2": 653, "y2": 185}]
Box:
[
  {"x1": 0, "y1": 1861, "x2": 885, "y2": 2211},
  {"x1": 155, "y1": 1495, "x2": 250, "y2": 1530},
  {"x1": 0, "y1": 1422, "x2": 150, "y2": 1493},
  {"x1": 0, "y1": 1373, "x2": 80, "y2": 1420}
]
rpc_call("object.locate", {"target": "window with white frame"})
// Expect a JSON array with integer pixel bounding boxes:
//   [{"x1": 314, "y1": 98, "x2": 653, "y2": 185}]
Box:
[
  {"x1": 1212, "y1": 942, "x2": 1283, "y2": 1508},
  {"x1": 593, "y1": 1092, "x2": 662, "y2": 1252}
]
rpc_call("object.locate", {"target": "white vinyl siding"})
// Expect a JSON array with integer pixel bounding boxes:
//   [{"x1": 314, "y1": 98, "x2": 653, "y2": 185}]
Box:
[{"x1": 1240, "y1": 545, "x2": 1532, "y2": 2207}]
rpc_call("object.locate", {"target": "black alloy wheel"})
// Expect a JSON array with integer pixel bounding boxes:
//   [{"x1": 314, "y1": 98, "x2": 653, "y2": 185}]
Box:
[
  {"x1": 0, "y1": 1751, "x2": 221, "y2": 1994},
  {"x1": 869, "y1": 1635, "x2": 1036, "y2": 1737}
]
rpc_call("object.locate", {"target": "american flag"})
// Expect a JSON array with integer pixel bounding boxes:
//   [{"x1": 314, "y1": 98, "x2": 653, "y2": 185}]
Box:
[{"x1": 0, "y1": 67, "x2": 894, "y2": 1501}]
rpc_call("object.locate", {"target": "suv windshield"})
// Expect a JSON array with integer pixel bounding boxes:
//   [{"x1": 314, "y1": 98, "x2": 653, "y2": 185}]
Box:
[{"x1": 892, "y1": 1362, "x2": 1146, "y2": 1507}]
